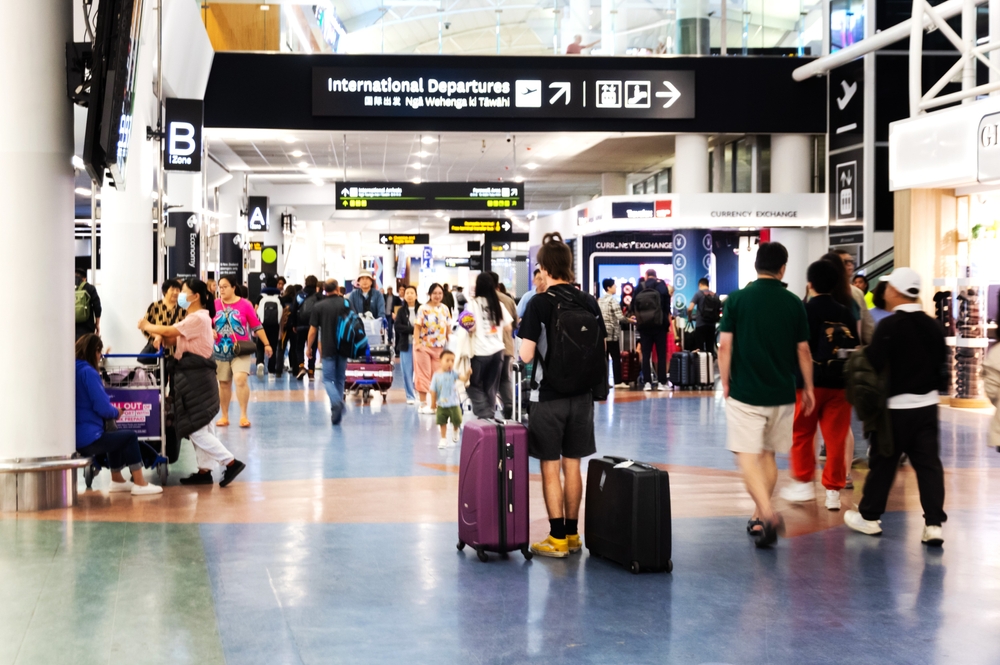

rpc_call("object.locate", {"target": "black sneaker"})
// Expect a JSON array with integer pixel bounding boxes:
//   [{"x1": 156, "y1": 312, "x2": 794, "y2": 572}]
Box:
[
  {"x1": 179, "y1": 471, "x2": 213, "y2": 485},
  {"x1": 296, "y1": 367, "x2": 307, "y2": 381},
  {"x1": 219, "y1": 460, "x2": 246, "y2": 488}
]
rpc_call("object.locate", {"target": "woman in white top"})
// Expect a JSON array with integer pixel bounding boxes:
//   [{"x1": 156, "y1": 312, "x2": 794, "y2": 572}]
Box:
[{"x1": 464, "y1": 272, "x2": 513, "y2": 419}]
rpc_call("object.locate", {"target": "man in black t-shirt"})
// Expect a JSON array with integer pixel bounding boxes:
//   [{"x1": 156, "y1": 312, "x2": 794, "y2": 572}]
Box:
[
  {"x1": 307, "y1": 280, "x2": 350, "y2": 425},
  {"x1": 844, "y1": 267, "x2": 948, "y2": 547},
  {"x1": 518, "y1": 233, "x2": 605, "y2": 559}
]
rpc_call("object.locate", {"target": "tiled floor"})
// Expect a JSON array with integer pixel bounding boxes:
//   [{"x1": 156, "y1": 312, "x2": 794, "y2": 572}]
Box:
[{"x1": 3, "y1": 371, "x2": 1000, "y2": 664}]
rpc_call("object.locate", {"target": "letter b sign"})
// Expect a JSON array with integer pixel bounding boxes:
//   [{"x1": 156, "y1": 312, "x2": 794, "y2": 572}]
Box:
[{"x1": 164, "y1": 98, "x2": 203, "y2": 172}]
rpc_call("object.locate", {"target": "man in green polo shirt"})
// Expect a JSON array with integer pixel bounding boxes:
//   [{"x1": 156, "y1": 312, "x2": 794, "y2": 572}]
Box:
[{"x1": 718, "y1": 241, "x2": 815, "y2": 548}]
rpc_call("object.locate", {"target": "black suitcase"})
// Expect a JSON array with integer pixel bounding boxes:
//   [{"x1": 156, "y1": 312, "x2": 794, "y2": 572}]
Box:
[
  {"x1": 669, "y1": 351, "x2": 692, "y2": 387},
  {"x1": 585, "y1": 456, "x2": 672, "y2": 574}
]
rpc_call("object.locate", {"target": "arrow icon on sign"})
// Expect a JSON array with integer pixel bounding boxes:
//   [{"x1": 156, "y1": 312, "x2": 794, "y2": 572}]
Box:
[
  {"x1": 837, "y1": 80, "x2": 857, "y2": 111},
  {"x1": 549, "y1": 82, "x2": 571, "y2": 105},
  {"x1": 502, "y1": 221, "x2": 511, "y2": 231},
  {"x1": 654, "y1": 81, "x2": 681, "y2": 108},
  {"x1": 840, "y1": 171, "x2": 852, "y2": 187},
  {"x1": 341, "y1": 188, "x2": 350, "y2": 196},
  {"x1": 380, "y1": 235, "x2": 388, "y2": 243}
]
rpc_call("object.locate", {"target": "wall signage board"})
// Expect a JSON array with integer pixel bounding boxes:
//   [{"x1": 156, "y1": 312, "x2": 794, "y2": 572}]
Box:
[
  {"x1": 612, "y1": 201, "x2": 656, "y2": 219},
  {"x1": 829, "y1": 225, "x2": 864, "y2": 245},
  {"x1": 166, "y1": 212, "x2": 200, "y2": 280},
  {"x1": 379, "y1": 233, "x2": 430, "y2": 245},
  {"x1": 978, "y1": 111, "x2": 1000, "y2": 183},
  {"x1": 247, "y1": 197, "x2": 269, "y2": 231},
  {"x1": 829, "y1": 59, "x2": 864, "y2": 152},
  {"x1": 830, "y1": 149, "x2": 862, "y2": 223},
  {"x1": 164, "y1": 98, "x2": 204, "y2": 172},
  {"x1": 218, "y1": 232, "x2": 244, "y2": 284},
  {"x1": 313, "y1": 67, "x2": 695, "y2": 120},
  {"x1": 338, "y1": 182, "x2": 523, "y2": 210}
]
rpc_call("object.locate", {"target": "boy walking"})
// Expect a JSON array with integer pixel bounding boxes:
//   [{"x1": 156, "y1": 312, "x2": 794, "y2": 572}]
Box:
[
  {"x1": 430, "y1": 350, "x2": 463, "y2": 449},
  {"x1": 719, "y1": 242, "x2": 815, "y2": 548}
]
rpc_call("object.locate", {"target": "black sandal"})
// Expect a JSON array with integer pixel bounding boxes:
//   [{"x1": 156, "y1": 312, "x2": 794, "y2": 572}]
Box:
[
  {"x1": 746, "y1": 518, "x2": 764, "y2": 535},
  {"x1": 753, "y1": 515, "x2": 786, "y2": 549}
]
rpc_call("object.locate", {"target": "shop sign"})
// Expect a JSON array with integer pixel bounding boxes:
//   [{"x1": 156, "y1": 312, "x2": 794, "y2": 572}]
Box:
[
  {"x1": 338, "y1": 182, "x2": 523, "y2": 211},
  {"x1": 612, "y1": 201, "x2": 656, "y2": 219},
  {"x1": 978, "y1": 111, "x2": 1000, "y2": 183},
  {"x1": 313, "y1": 67, "x2": 694, "y2": 120},
  {"x1": 164, "y1": 98, "x2": 203, "y2": 172},
  {"x1": 379, "y1": 234, "x2": 430, "y2": 245},
  {"x1": 247, "y1": 197, "x2": 269, "y2": 231},
  {"x1": 655, "y1": 200, "x2": 673, "y2": 218}
]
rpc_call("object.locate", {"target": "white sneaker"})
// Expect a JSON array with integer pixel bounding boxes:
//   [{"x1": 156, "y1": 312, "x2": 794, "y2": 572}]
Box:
[
  {"x1": 256, "y1": 364, "x2": 265, "y2": 379},
  {"x1": 844, "y1": 509, "x2": 882, "y2": 535},
  {"x1": 131, "y1": 483, "x2": 163, "y2": 496},
  {"x1": 438, "y1": 438, "x2": 448, "y2": 449},
  {"x1": 452, "y1": 429, "x2": 460, "y2": 443},
  {"x1": 825, "y1": 489, "x2": 841, "y2": 511},
  {"x1": 419, "y1": 405, "x2": 435, "y2": 415},
  {"x1": 643, "y1": 383, "x2": 652, "y2": 392},
  {"x1": 779, "y1": 480, "x2": 815, "y2": 503},
  {"x1": 406, "y1": 398, "x2": 416, "y2": 405},
  {"x1": 921, "y1": 525, "x2": 944, "y2": 546},
  {"x1": 614, "y1": 383, "x2": 630, "y2": 389},
  {"x1": 109, "y1": 480, "x2": 134, "y2": 493},
  {"x1": 657, "y1": 383, "x2": 669, "y2": 391}
]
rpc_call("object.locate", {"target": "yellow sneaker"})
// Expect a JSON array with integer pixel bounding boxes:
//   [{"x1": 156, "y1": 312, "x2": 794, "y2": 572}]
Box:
[
  {"x1": 530, "y1": 535, "x2": 570, "y2": 558},
  {"x1": 567, "y1": 534, "x2": 583, "y2": 553}
]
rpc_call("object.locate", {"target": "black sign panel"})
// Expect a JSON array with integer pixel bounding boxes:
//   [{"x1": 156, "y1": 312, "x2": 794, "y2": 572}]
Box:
[
  {"x1": 829, "y1": 59, "x2": 864, "y2": 151},
  {"x1": 830, "y1": 148, "x2": 863, "y2": 224},
  {"x1": 612, "y1": 201, "x2": 655, "y2": 219},
  {"x1": 338, "y1": 182, "x2": 523, "y2": 211},
  {"x1": 261, "y1": 245, "x2": 278, "y2": 274},
  {"x1": 467, "y1": 241, "x2": 482, "y2": 252},
  {"x1": 445, "y1": 257, "x2": 470, "y2": 268},
  {"x1": 247, "y1": 197, "x2": 269, "y2": 231},
  {"x1": 450, "y1": 219, "x2": 511, "y2": 234},
  {"x1": 218, "y1": 232, "x2": 244, "y2": 284},
  {"x1": 166, "y1": 211, "x2": 200, "y2": 280},
  {"x1": 829, "y1": 225, "x2": 864, "y2": 245},
  {"x1": 487, "y1": 232, "x2": 528, "y2": 243},
  {"x1": 379, "y1": 233, "x2": 430, "y2": 245},
  {"x1": 469, "y1": 255, "x2": 484, "y2": 270},
  {"x1": 313, "y1": 67, "x2": 694, "y2": 120},
  {"x1": 164, "y1": 98, "x2": 204, "y2": 172}
]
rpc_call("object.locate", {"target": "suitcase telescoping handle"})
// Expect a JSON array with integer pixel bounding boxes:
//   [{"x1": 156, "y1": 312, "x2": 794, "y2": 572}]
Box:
[{"x1": 513, "y1": 360, "x2": 524, "y2": 422}]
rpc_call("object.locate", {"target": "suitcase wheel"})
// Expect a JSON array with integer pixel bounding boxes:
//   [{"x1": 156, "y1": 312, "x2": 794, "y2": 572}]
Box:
[
  {"x1": 666, "y1": 560, "x2": 673, "y2": 574},
  {"x1": 457, "y1": 540, "x2": 465, "y2": 551},
  {"x1": 630, "y1": 561, "x2": 641, "y2": 575},
  {"x1": 83, "y1": 464, "x2": 96, "y2": 489},
  {"x1": 521, "y1": 545, "x2": 533, "y2": 561},
  {"x1": 476, "y1": 547, "x2": 489, "y2": 563}
]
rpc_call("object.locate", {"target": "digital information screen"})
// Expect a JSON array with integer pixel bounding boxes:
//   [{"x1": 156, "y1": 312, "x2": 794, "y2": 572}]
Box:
[
  {"x1": 314, "y1": 67, "x2": 694, "y2": 120},
  {"x1": 338, "y1": 182, "x2": 523, "y2": 211}
]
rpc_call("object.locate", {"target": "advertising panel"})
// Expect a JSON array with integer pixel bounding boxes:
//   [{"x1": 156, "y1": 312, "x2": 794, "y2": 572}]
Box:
[
  {"x1": 218, "y1": 232, "x2": 244, "y2": 284},
  {"x1": 166, "y1": 211, "x2": 200, "y2": 280},
  {"x1": 105, "y1": 389, "x2": 161, "y2": 438}
]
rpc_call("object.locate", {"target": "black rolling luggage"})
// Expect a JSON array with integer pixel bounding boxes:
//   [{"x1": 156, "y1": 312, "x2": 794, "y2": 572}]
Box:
[
  {"x1": 585, "y1": 456, "x2": 672, "y2": 574},
  {"x1": 669, "y1": 351, "x2": 692, "y2": 388}
]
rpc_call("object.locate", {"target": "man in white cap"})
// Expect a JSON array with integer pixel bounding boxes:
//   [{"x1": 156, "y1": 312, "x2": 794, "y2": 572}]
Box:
[
  {"x1": 844, "y1": 267, "x2": 948, "y2": 546},
  {"x1": 348, "y1": 270, "x2": 386, "y2": 320}
]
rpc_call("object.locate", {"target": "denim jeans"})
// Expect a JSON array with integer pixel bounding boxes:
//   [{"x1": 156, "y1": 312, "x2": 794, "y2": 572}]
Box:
[
  {"x1": 322, "y1": 355, "x2": 348, "y2": 423},
  {"x1": 78, "y1": 429, "x2": 143, "y2": 472},
  {"x1": 399, "y1": 348, "x2": 416, "y2": 401}
]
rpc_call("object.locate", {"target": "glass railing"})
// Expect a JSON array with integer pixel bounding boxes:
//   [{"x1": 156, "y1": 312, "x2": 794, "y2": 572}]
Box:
[{"x1": 202, "y1": 1, "x2": 825, "y2": 57}]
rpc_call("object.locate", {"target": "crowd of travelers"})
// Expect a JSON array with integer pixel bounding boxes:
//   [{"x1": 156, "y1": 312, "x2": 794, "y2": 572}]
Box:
[{"x1": 71, "y1": 234, "x2": 1000, "y2": 558}]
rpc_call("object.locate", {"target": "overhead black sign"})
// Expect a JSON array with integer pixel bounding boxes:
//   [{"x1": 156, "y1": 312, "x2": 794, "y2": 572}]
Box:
[
  {"x1": 450, "y1": 219, "x2": 511, "y2": 234},
  {"x1": 829, "y1": 59, "x2": 863, "y2": 152},
  {"x1": 830, "y1": 148, "x2": 862, "y2": 224},
  {"x1": 164, "y1": 98, "x2": 204, "y2": 172},
  {"x1": 166, "y1": 211, "x2": 200, "y2": 280},
  {"x1": 247, "y1": 197, "x2": 269, "y2": 231},
  {"x1": 469, "y1": 255, "x2": 484, "y2": 270},
  {"x1": 486, "y1": 232, "x2": 528, "y2": 243},
  {"x1": 379, "y1": 233, "x2": 430, "y2": 245},
  {"x1": 338, "y1": 182, "x2": 523, "y2": 211},
  {"x1": 218, "y1": 232, "x2": 244, "y2": 284},
  {"x1": 313, "y1": 67, "x2": 694, "y2": 120},
  {"x1": 445, "y1": 257, "x2": 470, "y2": 268}
]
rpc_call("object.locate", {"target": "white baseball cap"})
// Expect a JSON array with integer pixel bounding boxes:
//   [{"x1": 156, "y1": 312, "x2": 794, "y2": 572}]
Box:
[{"x1": 880, "y1": 267, "x2": 921, "y2": 298}]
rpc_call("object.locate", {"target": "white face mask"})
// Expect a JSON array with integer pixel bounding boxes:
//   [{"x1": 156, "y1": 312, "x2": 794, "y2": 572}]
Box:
[{"x1": 178, "y1": 293, "x2": 192, "y2": 310}]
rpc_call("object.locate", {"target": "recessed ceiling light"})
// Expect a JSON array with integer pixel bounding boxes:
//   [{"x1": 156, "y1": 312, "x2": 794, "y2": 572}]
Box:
[
  {"x1": 524, "y1": 162, "x2": 539, "y2": 170},
  {"x1": 74, "y1": 187, "x2": 93, "y2": 196},
  {"x1": 408, "y1": 163, "x2": 423, "y2": 168},
  {"x1": 283, "y1": 136, "x2": 297, "y2": 144},
  {"x1": 291, "y1": 150, "x2": 304, "y2": 157},
  {"x1": 311, "y1": 178, "x2": 324, "y2": 187},
  {"x1": 421, "y1": 136, "x2": 437, "y2": 145},
  {"x1": 513, "y1": 176, "x2": 524, "y2": 183},
  {"x1": 434, "y1": 211, "x2": 444, "y2": 218},
  {"x1": 412, "y1": 177, "x2": 422, "y2": 184},
  {"x1": 415, "y1": 151, "x2": 431, "y2": 158},
  {"x1": 260, "y1": 3, "x2": 270, "y2": 9},
  {"x1": 298, "y1": 161, "x2": 309, "y2": 168}
]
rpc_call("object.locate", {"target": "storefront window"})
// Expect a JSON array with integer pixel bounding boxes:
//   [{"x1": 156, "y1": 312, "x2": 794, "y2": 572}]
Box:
[{"x1": 657, "y1": 168, "x2": 671, "y2": 193}]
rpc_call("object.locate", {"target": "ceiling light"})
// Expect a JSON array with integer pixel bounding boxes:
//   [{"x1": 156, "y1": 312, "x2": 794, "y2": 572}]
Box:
[
  {"x1": 74, "y1": 187, "x2": 93, "y2": 196},
  {"x1": 412, "y1": 177, "x2": 422, "y2": 184},
  {"x1": 415, "y1": 151, "x2": 431, "y2": 158},
  {"x1": 259, "y1": 3, "x2": 270, "y2": 9},
  {"x1": 283, "y1": 136, "x2": 298, "y2": 144},
  {"x1": 434, "y1": 211, "x2": 444, "y2": 218},
  {"x1": 524, "y1": 162, "x2": 539, "y2": 170},
  {"x1": 408, "y1": 162, "x2": 423, "y2": 169},
  {"x1": 513, "y1": 176, "x2": 524, "y2": 183},
  {"x1": 290, "y1": 150, "x2": 304, "y2": 157},
  {"x1": 421, "y1": 136, "x2": 437, "y2": 145},
  {"x1": 311, "y1": 178, "x2": 325, "y2": 187},
  {"x1": 298, "y1": 161, "x2": 309, "y2": 168},
  {"x1": 71, "y1": 155, "x2": 85, "y2": 170}
]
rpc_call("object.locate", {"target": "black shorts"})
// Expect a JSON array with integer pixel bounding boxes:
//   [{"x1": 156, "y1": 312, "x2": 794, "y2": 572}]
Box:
[{"x1": 528, "y1": 392, "x2": 596, "y2": 461}]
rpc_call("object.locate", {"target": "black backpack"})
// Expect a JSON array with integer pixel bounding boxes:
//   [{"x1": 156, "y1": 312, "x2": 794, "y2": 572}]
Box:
[
  {"x1": 541, "y1": 288, "x2": 606, "y2": 396},
  {"x1": 298, "y1": 293, "x2": 318, "y2": 328},
  {"x1": 699, "y1": 291, "x2": 722, "y2": 324},
  {"x1": 633, "y1": 286, "x2": 664, "y2": 327},
  {"x1": 812, "y1": 318, "x2": 859, "y2": 385}
]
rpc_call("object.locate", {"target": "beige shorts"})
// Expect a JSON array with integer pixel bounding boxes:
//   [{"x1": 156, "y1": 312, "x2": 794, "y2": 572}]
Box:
[
  {"x1": 216, "y1": 354, "x2": 252, "y2": 382},
  {"x1": 725, "y1": 397, "x2": 795, "y2": 455}
]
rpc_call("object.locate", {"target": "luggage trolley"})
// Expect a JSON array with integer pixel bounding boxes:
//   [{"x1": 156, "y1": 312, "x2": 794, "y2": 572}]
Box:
[
  {"x1": 345, "y1": 317, "x2": 394, "y2": 403},
  {"x1": 85, "y1": 351, "x2": 170, "y2": 488}
]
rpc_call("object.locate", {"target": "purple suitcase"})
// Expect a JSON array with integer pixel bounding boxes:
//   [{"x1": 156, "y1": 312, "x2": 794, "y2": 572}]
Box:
[{"x1": 457, "y1": 418, "x2": 532, "y2": 561}]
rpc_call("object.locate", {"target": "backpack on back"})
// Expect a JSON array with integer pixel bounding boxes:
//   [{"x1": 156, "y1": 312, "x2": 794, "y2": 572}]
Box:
[
  {"x1": 75, "y1": 283, "x2": 91, "y2": 324},
  {"x1": 633, "y1": 287, "x2": 664, "y2": 328},
  {"x1": 259, "y1": 295, "x2": 281, "y2": 327},
  {"x1": 298, "y1": 292, "x2": 318, "y2": 329},
  {"x1": 699, "y1": 291, "x2": 722, "y2": 325},
  {"x1": 541, "y1": 288, "x2": 605, "y2": 396},
  {"x1": 812, "y1": 318, "x2": 859, "y2": 385},
  {"x1": 336, "y1": 301, "x2": 370, "y2": 359}
]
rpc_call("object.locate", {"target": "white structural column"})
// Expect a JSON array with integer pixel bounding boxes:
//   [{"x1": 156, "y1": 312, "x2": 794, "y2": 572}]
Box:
[
  {"x1": 601, "y1": 173, "x2": 628, "y2": 196},
  {"x1": 0, "y1": 0, "x2": 83, "y2": 507},
  {"x1": 100, "y1": 0, "x2": 158, "y2": 355},
  {"x1": 770, "y1": 134, "x2": 813, "y2": 193},
  {"x1": 601, "y1": 0, "x2": 624, "y2": 55},
  {"x1": 673, "y1": 135, "x2": 710, "y2": 193}
]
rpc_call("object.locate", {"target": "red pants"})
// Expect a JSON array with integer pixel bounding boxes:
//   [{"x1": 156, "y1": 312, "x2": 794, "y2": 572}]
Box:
[{"x1": 790, "y1": 388, "x2": 851, "y2": 490}]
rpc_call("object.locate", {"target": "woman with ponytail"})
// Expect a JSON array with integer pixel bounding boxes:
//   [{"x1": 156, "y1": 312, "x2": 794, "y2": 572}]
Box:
[{"x1": 464, "y1": 272, "x2": 513, "y2": 418}]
